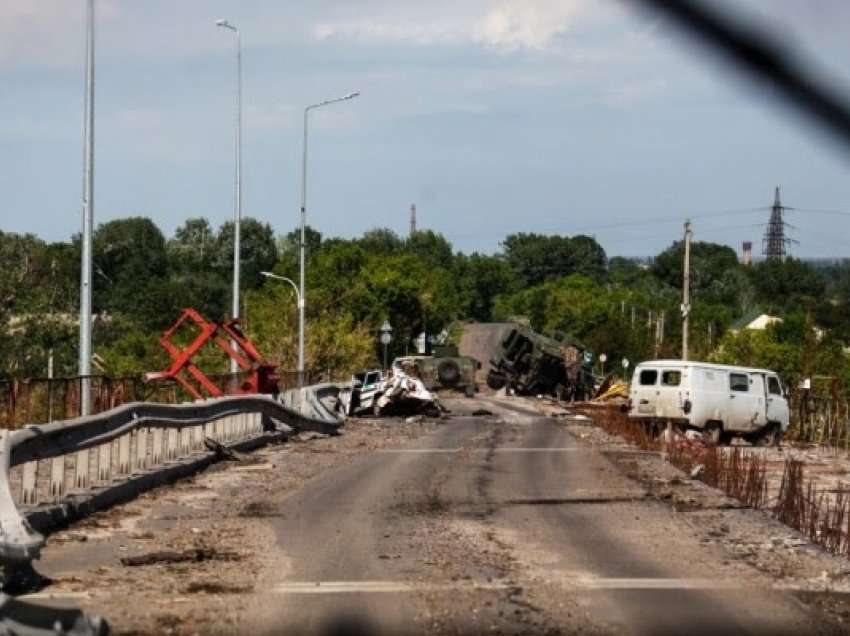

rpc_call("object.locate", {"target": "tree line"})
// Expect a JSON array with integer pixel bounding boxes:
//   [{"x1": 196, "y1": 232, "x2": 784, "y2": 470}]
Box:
[{"x1": 2, "y1": 217, "x2": 849, "y2": 392}]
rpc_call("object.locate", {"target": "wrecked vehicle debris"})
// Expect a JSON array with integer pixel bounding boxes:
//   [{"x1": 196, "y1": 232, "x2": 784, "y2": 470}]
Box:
[
  {"x1": 486, "y1": 325, "x2": 595, "y2": 401},
  {"x1": 348, "y1": 369, "x2": 387, "y2": 415},
  {"x1": 373, "y1": 372, "x2": 443, "y2": 417},
  {"x1": 392, "y1": 345, "x2": 481, "y2": 397}
]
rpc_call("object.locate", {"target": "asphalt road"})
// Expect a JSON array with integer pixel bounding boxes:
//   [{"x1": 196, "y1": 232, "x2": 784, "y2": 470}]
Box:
[{"x1": 242, "y1": 397, "x2": 839, "y2": 636}]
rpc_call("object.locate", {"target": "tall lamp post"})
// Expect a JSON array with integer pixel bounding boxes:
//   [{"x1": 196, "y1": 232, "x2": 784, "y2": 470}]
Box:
[
  {"x1": 216, "y1": 18, "x2": 242, "y2": 374},
  {"x1": 79, "y1": 0, "x2": 96, "y2": 416},
  {"x1": 261, "y1": 272, "x2": 303, "y2": 383},
  {"x1": 299, "y1": 91, "x2": 360, "y2": 388},
  {"x1": 380, "y1": 321, "x2": 393, "y2": 370}
]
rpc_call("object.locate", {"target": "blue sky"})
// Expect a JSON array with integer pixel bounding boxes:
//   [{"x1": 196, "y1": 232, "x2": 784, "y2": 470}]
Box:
[{"x1": 2, "y1": 0, "x2": 850, "y2": 257}]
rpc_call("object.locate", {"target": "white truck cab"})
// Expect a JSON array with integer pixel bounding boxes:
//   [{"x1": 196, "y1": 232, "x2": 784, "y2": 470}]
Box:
[{"x1": 628, "y1": 360, "x2": 789, "y2": 445}]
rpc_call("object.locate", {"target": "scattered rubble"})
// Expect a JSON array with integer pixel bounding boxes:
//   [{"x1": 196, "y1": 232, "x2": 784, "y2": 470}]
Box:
[
  {"x1": 374, "y1": 372, "x2": 443, "y2": 417},
  {"x1": 120, "y1": 547, "x2": 241, "y2": 567}
]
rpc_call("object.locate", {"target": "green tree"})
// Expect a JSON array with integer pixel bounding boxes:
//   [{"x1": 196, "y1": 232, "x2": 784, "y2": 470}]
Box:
[
  {"x1": 749, "y1": 258, "x2": 825, "y2": 313},
  {"x1": 651, "y1": 240, "x2": 739, "y2": 300},
  {"x1": 358, "y1": 228, "x2": 405, "y2": 255},
  {"x1": 502, "y1": 233, "x2": 606, "y2": 286},
  {"x1": 405, "y1": 230, "x2": 454, "y2": 268},
  {"x1": 455, "y1": 253, "x2": 518, "y2": 322},
  {"x1": 215, "y1": 218, "x2": 278, "y2": 291}
]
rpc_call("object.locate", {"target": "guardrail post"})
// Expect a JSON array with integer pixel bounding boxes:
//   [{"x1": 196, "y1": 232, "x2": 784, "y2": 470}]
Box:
[
  {"x1": 49, "y1": 456, "x2": 65, "y2": 500},
  {"x1": 151, "y1": 429, "x2": 163, "y2": 465},
  {"x1": 133, "y1": 429, "x2": 148, "y2": 471},
  {"x1": 166, "y1": 428, "x2": 178, "y2": 460},
  {"x1": 74, "y1": 450, "x2": 90, "y2": 490},
  {"x1": 97, "y1": 443, "x2": 111, "y2": 482},
  {"x1": 118, "y1": 434, "x2": 131, "y2": 475},
  {"x1": 21, "y1": 462, "x2": 37, "y2": 506},
  {"x1": 180, "y1": 427, "x2": 191, "y2": 455}
]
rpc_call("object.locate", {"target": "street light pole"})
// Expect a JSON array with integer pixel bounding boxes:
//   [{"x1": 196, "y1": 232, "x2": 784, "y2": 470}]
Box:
[
  {"x1": 682, "y1": 220, "x2": 692, "y2": 361},
  {"x1": 260, "y1": 271, "x2": 301, "y2": 304},
  {"x1": 79, "y1": 0, "x2": 96, "y2": 416},
  {"x1": 216, "y1": 18, "x2": 242, "y2": 374},
  {"x1": 299, "y1": 91, "x2": 360, "y2": 388}
]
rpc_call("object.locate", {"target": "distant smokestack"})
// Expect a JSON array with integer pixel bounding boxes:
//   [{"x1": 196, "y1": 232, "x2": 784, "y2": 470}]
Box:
[
  {"x1": 742, "y1": 241, "x2": 753, "y2": 265},
  {"x1": 410, "y1": 203, "x2": 417, "y2": 235}
]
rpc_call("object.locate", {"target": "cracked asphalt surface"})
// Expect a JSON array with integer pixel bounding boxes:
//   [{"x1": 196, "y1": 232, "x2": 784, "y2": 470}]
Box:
[{"x1": 32, "y1": 396, "x2": 850, "y2": 635}]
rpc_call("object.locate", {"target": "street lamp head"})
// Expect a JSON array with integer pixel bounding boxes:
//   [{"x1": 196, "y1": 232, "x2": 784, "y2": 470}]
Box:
[
  {"x1": 345, "y1": 92, "x2": 361, "y2": 100},
  {"x1": 260, "y1": 271, "x2": 272, "y2": 278},
  {"x1": 216, "y1": 18, "x2": 237, "y2": 31}
]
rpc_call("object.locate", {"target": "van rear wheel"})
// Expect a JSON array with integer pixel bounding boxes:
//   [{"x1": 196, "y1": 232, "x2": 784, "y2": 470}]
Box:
[{"x1": 702, "y1": 422, "x2": 722, "y2": 446}]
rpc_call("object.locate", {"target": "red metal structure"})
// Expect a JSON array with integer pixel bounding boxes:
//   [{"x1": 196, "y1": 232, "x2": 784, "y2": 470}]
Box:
[{"x1": 145, "y1": 309, "x2": 280, "y2": 399}]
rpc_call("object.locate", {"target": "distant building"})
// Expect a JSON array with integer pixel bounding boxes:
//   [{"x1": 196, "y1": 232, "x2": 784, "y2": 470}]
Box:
[
  {"x1": 741, "y1": 241, "x2": 753, "y2": 266},
  {"x1": 728, "y1": 310, "x2": 782, "y2": 333}
]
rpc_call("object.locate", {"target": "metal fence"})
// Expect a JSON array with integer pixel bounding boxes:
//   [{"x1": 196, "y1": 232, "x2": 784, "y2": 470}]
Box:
[{"x1": 790, "y1": 392, "x2": 850, "y2": 447}]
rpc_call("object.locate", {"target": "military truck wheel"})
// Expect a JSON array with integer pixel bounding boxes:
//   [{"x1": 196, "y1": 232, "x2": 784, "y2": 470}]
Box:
[
  {"x1": 437, "y1": 360, "x2": 461, "y2": 386},
  {"x1": 486, "y1": 371, "x2": 506, "y2": 390},
  {"x1": 464, "y1": 385, "x2": 475, "y2": 398}
]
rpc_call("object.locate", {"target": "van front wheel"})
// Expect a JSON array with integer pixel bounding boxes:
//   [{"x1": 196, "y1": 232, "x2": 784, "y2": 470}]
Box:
[{"x1": 755, "y1": 423, "x2": 780, "y2": 447}]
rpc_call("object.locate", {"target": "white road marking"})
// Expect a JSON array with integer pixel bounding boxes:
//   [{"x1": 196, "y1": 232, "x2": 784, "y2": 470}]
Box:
[
  {"x1": 492, "y1": 447, "x2": 578, "y2": 452},
  {"x1": 272, "y1": 580, "x2": 511, "y2": 594},
  {"x1": 572, "y1": 577, "x2": 736, "y2": 590},
  {"x1": 378, "y1": 449, "x2": 462, "y2": 453},
  {"x1": 378, "y1": 448, "x2": 579, "y2": 454},
  {"x1": 272, "y1": 577, "x2": 835, "y2": 595},
  {"x1": 21, "y1": 591, "x2": 91, "y2": 601}
]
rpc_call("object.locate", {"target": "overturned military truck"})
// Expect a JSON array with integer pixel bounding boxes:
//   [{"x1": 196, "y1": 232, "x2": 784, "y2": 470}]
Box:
[{"x1": 486, "y1": 325, "x2": 595, "y2": 401}]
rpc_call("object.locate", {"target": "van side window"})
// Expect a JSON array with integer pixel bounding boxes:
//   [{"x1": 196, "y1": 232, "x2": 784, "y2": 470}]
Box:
[
  {"x1": 639, "y1": 370, "x2": 658, "y2": 385},
  {"x1": 661, "y1": 370, "x2": 681, "y2": 386},
  {"x1": 768, "y1": 376, "x2": 782, "y2": 395},
  {"x1": 729, "y1": 373, "x2": 749, "y2": 392}
]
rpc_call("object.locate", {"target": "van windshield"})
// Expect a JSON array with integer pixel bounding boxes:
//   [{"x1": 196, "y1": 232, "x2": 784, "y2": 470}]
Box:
[
  {"x1": 661, "y1": 370, "x2": 681, "y2": 386},
  {"x1": 639, "y1": 370, "x2": 658, "y2": 385},
  {"x1": 768, "y1": 376, "x2": 782, "y2": 395}
]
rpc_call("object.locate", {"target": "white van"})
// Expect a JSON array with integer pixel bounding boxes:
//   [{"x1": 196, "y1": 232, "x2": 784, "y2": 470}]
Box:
[{"x1": 628, "y1": 360, "x2": 790, "y2": 445}]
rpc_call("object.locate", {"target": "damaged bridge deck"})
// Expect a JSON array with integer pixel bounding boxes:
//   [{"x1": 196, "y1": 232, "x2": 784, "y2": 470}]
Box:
[{"x1": 27, "y1": 396, "x2": 850, "y2": 635}]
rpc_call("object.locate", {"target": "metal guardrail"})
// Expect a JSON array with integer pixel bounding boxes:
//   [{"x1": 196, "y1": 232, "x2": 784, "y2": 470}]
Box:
[
  {"x1": 0, "y1": 386, "x2": 347, "y2": 591},
  {"x1": 0, "y1": 370, "x2": 343, "y2": 429}
]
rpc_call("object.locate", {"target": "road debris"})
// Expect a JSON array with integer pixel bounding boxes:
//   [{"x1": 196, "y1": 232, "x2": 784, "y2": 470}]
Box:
[
  {"x1": 373, "y1": 371, "x2": 443, "y2": 417},
  {"x1": 120, "y1": 547, "x2": 241, "y2": 567}
]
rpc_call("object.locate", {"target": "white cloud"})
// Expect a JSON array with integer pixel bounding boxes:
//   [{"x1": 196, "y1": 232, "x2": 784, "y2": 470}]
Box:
[
  {"x1": 475, "y1": 1, "x2": 585, "y2": 51},
  {"x1": 0, "y1": 0, "x2": 122, "y2": 69},
  {"x1": 312, "y1": 0, "x2": 591, "y2": 51}
]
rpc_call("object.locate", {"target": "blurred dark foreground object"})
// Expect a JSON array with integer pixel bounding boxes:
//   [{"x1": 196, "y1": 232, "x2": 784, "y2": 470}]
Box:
[
  {"x1": 636, "y1": 0, "x2": 850, "y2": 150},
  {"x1": 0, "y1": 592, "x2": 108, "y2": 635}
]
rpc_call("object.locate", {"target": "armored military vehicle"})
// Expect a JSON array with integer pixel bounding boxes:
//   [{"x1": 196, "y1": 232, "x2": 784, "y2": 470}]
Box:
[
  {"x1": 486, "y1": 325, "x2": 594, "y2": 400},
  {"x1": 392, "y1": 345, "x2": 480, "y2": 397}
]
